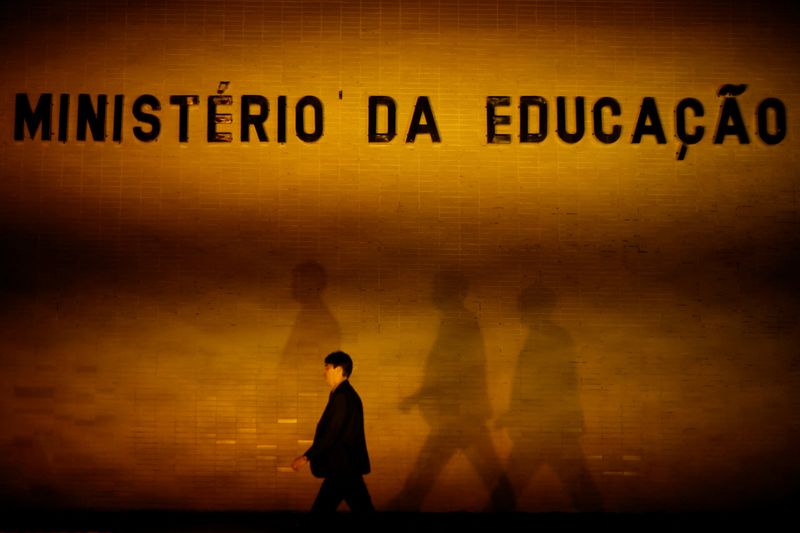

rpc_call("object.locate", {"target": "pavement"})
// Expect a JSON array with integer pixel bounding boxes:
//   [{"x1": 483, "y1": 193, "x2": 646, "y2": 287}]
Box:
[{"x1": 0, "y1": 509, "x2": 795, "y2": 533}]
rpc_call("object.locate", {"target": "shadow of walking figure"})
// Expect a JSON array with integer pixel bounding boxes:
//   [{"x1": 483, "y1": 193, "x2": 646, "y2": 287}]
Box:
[
  {"x1": 497, "y1": 284, "x2": 603, "y2": 511},
  {"x1": 390, "y1": 271, "x2": 514, "y2": 511},
  {"x1": 281, "y1": 261, "x2": 341, "y2": 380},
  {"x1": 278, "y1": 262, "x2": 342, "y2": 475}
]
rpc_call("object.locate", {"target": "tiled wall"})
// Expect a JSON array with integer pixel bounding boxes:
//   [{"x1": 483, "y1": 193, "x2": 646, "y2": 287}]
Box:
[{"x1": 1, "y1": 0, "x2": 798, "y2": 511}]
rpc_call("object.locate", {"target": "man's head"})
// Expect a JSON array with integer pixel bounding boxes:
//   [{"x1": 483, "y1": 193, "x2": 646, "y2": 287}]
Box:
[{"x1": 323, "y1": 351, "x2": 353, "y2": 389}]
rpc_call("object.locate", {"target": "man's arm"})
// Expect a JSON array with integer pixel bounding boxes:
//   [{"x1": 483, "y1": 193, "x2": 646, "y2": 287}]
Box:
[{"x1": 303, "y1": 390, "x2": 351, "y2": 463}]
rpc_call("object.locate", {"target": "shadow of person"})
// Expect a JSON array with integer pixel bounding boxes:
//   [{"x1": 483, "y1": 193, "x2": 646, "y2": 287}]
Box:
[
  {"x1": 278, "y1": 262, "x2": 342, "y2": 469},
  {"x1": 390, "y1": 271, "x2": 514, "y2": 511},
  {"x1": 281, "y1": 261, "x2": 341, "y2": 378},
  {"x1": 497, "y1": 284, "x2": 603, "y2": 511}
]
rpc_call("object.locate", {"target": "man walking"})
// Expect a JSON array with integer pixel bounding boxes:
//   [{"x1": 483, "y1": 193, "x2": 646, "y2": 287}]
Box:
[{"x1": 291, "y1": 351, "x2": 374, "y2": 512}]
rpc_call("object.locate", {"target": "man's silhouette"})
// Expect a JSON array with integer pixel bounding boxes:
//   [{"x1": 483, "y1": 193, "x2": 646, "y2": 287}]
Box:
[
  {"x1": 391, "y1": 271, "x2": 513, "y2": 510},
  {"x1": 291, "y1": 351, "x2": 374, "y2": 512},
  {"x1": 498, "y1": 284, "x2": 602, "y2": 511}
]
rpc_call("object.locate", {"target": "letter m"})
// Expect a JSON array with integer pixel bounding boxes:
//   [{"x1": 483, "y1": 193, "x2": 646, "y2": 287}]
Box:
[{"x1": 15, "y1": 93, "x2": 53, "y2": 140}]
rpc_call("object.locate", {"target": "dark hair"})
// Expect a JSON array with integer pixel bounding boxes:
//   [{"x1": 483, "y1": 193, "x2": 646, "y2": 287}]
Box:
[{"x1": 324, "y1": 351, "x2": 353, "y2": 378}]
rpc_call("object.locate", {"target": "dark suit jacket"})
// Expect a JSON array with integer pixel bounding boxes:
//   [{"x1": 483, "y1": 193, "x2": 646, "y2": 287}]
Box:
[{"x1": 305, "y1": 379, "x2": 371, "y2": 478}]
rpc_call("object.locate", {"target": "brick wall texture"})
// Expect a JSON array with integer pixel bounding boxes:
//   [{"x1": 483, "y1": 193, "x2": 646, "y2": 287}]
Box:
[{"x1": 1, "y1": 0, "x2": 798, "y2": 512}]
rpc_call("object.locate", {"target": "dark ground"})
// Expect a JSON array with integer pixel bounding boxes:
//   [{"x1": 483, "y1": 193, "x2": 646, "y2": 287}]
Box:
[{"x1": 0, "y1": 510, "x2": 796, "y2": 533}]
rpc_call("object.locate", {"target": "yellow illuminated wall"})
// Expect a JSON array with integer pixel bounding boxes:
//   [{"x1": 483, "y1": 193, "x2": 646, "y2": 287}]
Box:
[{"x1": 1, "y1": 0, "x2": 798, "y2": 511}]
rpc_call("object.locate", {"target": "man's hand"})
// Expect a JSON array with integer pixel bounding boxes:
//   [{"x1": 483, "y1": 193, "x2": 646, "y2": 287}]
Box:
[{"x1": 291, "y1": 455, "x2": 309, "y2": 471}]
